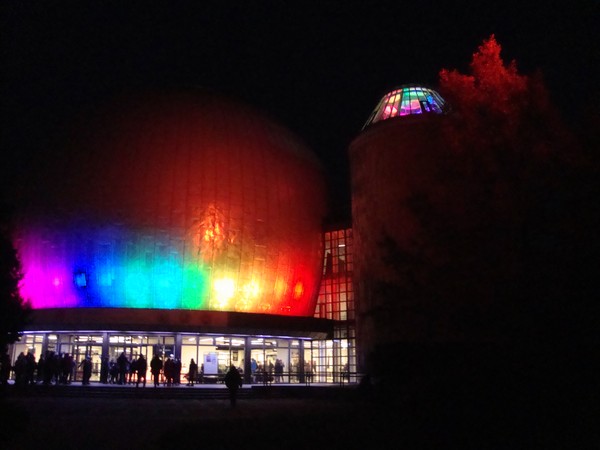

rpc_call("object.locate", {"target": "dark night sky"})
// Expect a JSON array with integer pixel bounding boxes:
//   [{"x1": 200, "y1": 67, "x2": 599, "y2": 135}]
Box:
[{"x1": 2, "y1": 1, "x2": 599, "y2": 219}]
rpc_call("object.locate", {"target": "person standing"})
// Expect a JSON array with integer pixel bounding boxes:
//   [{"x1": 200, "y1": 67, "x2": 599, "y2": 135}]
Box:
[
  {"x1": 174, "y1": 358, "x2": 182, "y2": 385},
  {"x1": 163, "y1": 357, "x2": 174, "y2": 386},
  {"x1": 224, "y1": 364, "x2": 243, "y2": 407},
  {"x1": 116, "y1": 352, "x2": 128, "y2": 385},
  {"x1": 36, "y1": 354, "x2": 45, "y2": 384},
  {"x1": 250, "y1": 358, "x2": 257, "y2": 383},
  {"x1": 59, "y1": 353, "x2": 71, "y2": 384},
  {"x1": 274, "y1": 359, "x2": 283, "y2": 383},
  {"x1": 25, "y1": 351, "x2": 36, "y2": 385},
  {"x1": 150, "y1": 354, "x2": 163, "y2": 387},
  {"x1": 109, "y1": 360, "x2": 118, "y2": 384},
  {"x1": 100, "y1": 356, "x2": 109, "y2": 384},
  {"x1": 128, "y1": 356, "x2": 138, "y2": 385},
  {"x1": 79, "y1": 356, "x2": 92, "y2": 385},
  {"x1": 187, "y1": 359, "x2": 198, "y2": 386},
  {"x1": 136, "y1": 354, "x2": 147, "y2": 387}
]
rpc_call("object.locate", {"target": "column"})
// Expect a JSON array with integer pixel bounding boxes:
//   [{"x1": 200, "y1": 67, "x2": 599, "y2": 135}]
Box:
[
  {"x1": 243, "y1": 337, "x2": 252, "y2": 385},
  {"x1": 174, "y1": 333, "x2": 182, "y2": 361},
  {"x1": 100, "y1": 332, "x2": 109, "y2": 384},
  {"x1": 298, "y1": 339, "x2": 305, "y2": 383}
]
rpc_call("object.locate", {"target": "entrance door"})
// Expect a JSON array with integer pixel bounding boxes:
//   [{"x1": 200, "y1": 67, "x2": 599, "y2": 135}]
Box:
[
  {"x1": 108, "y1": 344, "x2": 152, "y2": 384},
  {"x1": 72, "y1": 344, "x2": 102, "y2": 382},
  {"x1": 55, "y1": 343, "x2": 75, "y2": 383}
]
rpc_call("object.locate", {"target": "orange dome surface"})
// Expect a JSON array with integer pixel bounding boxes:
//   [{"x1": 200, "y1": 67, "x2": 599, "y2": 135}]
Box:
[{"x1": 17, "y1": 89, "x2": 327, "y2": 316}]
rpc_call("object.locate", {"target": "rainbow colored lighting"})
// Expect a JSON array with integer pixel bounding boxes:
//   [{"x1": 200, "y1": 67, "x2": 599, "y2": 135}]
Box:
[
  {"x1": 17, "y1": 219, "x2": 317, "y2": 314},
  {"x1": 14, "y1": 90, "x2": 326, "y2": 317},
  {"x1": 363, "y1": 85, "x2": 445, "y2": 129}
]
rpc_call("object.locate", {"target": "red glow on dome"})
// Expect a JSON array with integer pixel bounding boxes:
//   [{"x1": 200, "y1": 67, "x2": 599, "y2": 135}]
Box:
[{"x1": 17, "y1": 89, "x2": 327, "y2": 316}]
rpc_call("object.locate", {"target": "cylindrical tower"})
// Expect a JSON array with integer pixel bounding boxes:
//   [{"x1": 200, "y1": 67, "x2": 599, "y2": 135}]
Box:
[{"x1": 349, "y1": 85, "x2": 447, "y2": 374}]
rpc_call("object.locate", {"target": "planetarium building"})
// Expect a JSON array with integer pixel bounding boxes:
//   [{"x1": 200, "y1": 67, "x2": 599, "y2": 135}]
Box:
[{"x1": 6, "y1": 84, "x2": 446, "y2": 385}]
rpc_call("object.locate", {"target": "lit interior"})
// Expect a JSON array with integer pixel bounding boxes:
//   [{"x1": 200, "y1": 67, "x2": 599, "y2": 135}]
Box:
[{"x1": 363, "y1": 85, "x2": 445, "y2": 129}]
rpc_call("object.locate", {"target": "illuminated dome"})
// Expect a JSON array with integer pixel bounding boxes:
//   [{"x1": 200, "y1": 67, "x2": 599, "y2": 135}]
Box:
[
  {"x1": 15, "y1": 88, "x2": 327, "y2": 317},
  {"x1": 362, "y1": 84, "x2": 446, "y2": 129}
]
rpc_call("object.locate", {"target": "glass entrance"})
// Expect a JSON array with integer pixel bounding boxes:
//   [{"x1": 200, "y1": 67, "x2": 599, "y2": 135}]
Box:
[
  {"x1": 72, "y1": 343, "x2": 102, "y2": 382},
  {"x1": 107, "y1": 335, "x2": 154, "y2": 384}
]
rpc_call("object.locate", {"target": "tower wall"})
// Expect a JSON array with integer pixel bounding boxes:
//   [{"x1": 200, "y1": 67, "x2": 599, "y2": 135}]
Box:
[{"x1": 349, "y1": 114, "x2": 447, "y2": 373}]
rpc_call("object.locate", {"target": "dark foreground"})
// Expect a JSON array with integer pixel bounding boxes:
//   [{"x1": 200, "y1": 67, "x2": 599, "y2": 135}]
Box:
[{"x1": 0, "y1": 380, "x2": 594, "y2": 450}]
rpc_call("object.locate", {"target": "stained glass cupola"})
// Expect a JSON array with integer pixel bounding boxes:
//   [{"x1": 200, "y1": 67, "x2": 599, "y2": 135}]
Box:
[{"x1": 362, "y1": 84, "x2": 446, "y2": 130}]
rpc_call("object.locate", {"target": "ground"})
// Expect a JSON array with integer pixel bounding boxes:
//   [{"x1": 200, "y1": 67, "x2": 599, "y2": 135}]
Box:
[
  {"x1": 2, "y1": 393, "x2": 390, "y2": 450},
  {"x1": 0, "y1": 380, "x2": 594, "y2": 450}
]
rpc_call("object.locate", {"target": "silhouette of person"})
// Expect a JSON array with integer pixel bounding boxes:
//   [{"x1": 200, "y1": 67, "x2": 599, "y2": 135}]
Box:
[
  {"x1": 224, "y1": 364, "x2": 243, "y2": 407},
  {"x1": 79, "y1": 356, "x2": 92, "y2": 385},
  {"x1": 150, "y1": 354, "x2": 163, "y2": 387},
  {"x1": 136, "y1": 354, "x2": 147, "y2": 387},
  {"x1": 25, "y1": 351, "x2": 36, "y2": 385},
  {"x1": 274, "y1": 359, "x2": 283, "y2": 383},
  {"x1": 116, "y1": 352, "x2": 128, "y2": 385},
  {"x1": 59, "y1": 353, "x2": 71, "y2": 384},
  {"x1": 129, "y1": 356, "x2": 138, "y2": 385},
  {"x1": 100, "y1": 356, "x2": 109, "y2": 384},
  {"x1": 43, "y1": 351, "x2": 57, "y2": 385},
  {"x1": 187, "y1": 359, "x2": 198, "y2": 386},
  {"x1": 163, "y1": 357, "x2": 174, "y2": 386},
  {"x1": 36, "y1": 354, "x2": 45, "y2": 384},
  {"x1": 109, "y1": 360, "x2": 118, "y2": 384},
  {"x1": 174, "y1": 358, "x2": 182, "y2": 385}
]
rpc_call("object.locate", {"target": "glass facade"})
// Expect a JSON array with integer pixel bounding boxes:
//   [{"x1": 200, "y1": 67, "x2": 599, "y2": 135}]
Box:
[
  {"x1": 313, "y1": 227, "x2": 358, "y2": 383},
  {"x1": 363, "y1": 85, "x2": 446, "y2": 129},
  {"x1": 9, "y1": 331, "x2": 324, "y2": 385},
  {"x1": 5, "y1": 91, "x2": 358, "y2": 385},
  {"x1": 8, "y1": 225, "x2": 358, "y2": 385},
  {"x1": 15, "y1": 90, "x2": 326, "y2": 316},
  {"x1": 316, "y1": 228, "x2": 354, "y2": 321}
]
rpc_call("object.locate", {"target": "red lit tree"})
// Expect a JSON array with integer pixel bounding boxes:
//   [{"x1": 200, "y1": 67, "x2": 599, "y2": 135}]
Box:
[
  {"x1": 439, "y1": 34, "x2": 573, "y2": 159},
  {"x1": 365, "y1": 35, "x2": 599, "y2": 404},
  {"x1": 379, "y1": 35, "x2": 596, "y2": 345}
]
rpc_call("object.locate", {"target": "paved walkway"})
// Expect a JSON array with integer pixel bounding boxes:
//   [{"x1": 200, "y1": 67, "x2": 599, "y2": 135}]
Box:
[
  {"x1": 2, "y1": 379, "x2": 581, "y2": 449},
  {"x1": 2, "y1": 384, "x2": 386, "y2": 450},
  {"x1": 0, "y1": 380, "x2": 357, "y2": 401}
]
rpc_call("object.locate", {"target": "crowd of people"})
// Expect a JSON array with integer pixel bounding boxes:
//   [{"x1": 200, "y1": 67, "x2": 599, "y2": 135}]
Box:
[
  {"x1": 0, "y1": 350, "x2": 206, "y2": 388},
  {"x1": 249, "y1": 358, "x2": 286, "y2": 384},
  {"x1": 0, "y1": 350, "x2": 81, "y2": 387},
  {"x1": 0, "y1": 351, "x2": 211, "y2": 387},
  {"x1": 102, "y1": 353, "x2": 204, "y2": 388},
  {"x1": 1, "y1": 350, "x2": 317, "y2": 388},
  {"x1": 101, "y1": 352, "x2": 150, "y2": 386}
]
